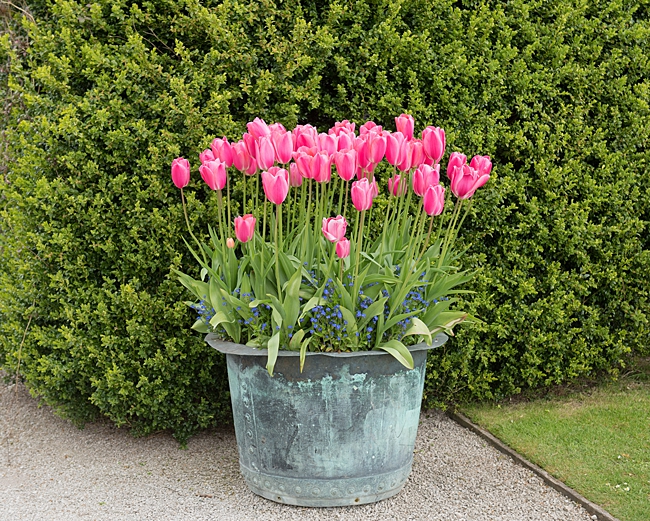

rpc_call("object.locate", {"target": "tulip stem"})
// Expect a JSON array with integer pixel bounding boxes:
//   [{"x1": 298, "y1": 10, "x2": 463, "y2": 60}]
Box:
[
  {"x1": 439, "y1": 199, "x2": 463, "y2": 268},
  {"x1": 226, "y1": 175, "x2": 232, "y2": 236},
  {"x1": 217, "y1": 190, "x2": 227, "y2": 268},
  {"x1": 342, "y1": 181, "x2": 349, "y2": 221},
  {"x1": 242, "y1": 173, "x2": 247, "y2": 215},
  {"x1": 275, "y1": 204, "x2": 281, "y2": 297},
  {"x1": 181, "y1": 188, "x2": 208, "y2": 266},
  {"x1": 354, "y1": 209, "x2": 365, "y2": 288}
]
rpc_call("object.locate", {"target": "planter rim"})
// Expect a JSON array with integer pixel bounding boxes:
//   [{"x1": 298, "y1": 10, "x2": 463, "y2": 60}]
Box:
[{"x1": 205, "y1": 332, "x2": 448, "y2": 357}]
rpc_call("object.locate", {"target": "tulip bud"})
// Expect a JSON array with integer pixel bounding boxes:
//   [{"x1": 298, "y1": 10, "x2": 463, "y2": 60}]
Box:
[
  {"x1": 351, "y1": 178, "x2": 376, "y2": 211},
  {"x1": 334, "y1": 149, "x2": 357, "y2": 181},
  {"x1": 226, "y1": 238, "x2": 235, "y2": 248},
  {"x1": 289, "y1": 162, "x2": 303, "y2": 187},
  {"x1": 322, "y1": 215, "x2": 348, "y2": 243},
  {"x1": 422, "y1": 126, "x2": 446, "y2": 163},
  {"x1": 171, "y1": 157, "x2": 190, "y2": 189},
  {"x1": 199, "y1": 159, "x2": 227, "y2": 191},
  {"x1": 262, "y1": 168, "x2": 289, "y2": 204},
  {"x1": 247, "y1": 117, "x2": 271, "y2": 140},
  {"x1": 234, "y1": 214, "x2": 256, "y2": 243},
  {"x1": 271, "y1": 129, "x2": 293, "y2": 164},
  {"x1": 395, "y1": 113, "x2": 415, "y2": 140},
  {"x1": 470, "y1": 155, "x2": 493, "y2": 177},
  {"x1": 336, "y1": 238, "x2": 351, "y2": 259},
  {"x1": 210, "y1": 137, "x2": 234, "y2": 167},
  {"x1": 199, "y1": 149, "x2": 215, "y2": 165},
  {"x1": 450, "y1": 164, "x2": 490, "y2": 200},
  {"x1": 447, "y1": 152, "x2": 467, "y2": 178},
  {"x1": 423, "y1": 184, "x2": 445, "y2": 216},
  {"x1": 388, "y1": 174, "x2": 407, "y2": 196},
  {"x1": 385, "y1": 131, "x2": 406, "y2": 166},
  {"x1": 412, "y1": 164, "x2": 440, "y2": 196}
]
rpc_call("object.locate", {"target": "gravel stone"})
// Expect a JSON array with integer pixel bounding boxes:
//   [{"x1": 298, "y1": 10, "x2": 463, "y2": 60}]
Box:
[{"x1": 1, "y1": 380, "x2": 594, "y2": 521}]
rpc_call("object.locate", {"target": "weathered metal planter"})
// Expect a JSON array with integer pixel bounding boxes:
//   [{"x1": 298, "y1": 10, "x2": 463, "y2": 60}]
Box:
[{"x1": 206, "y1": 333, "x2": 447, "y2": 507}]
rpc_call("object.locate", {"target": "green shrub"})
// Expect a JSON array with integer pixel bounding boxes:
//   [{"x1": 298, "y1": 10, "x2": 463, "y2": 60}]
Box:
[{"x1": 1, "y1": 0, "x2": 648, "y2": 440}]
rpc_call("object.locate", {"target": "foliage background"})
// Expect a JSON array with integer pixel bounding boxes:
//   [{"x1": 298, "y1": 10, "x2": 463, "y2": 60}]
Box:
[{"x1": 1, "y1": 0, "x2": 648, "y2": 442}]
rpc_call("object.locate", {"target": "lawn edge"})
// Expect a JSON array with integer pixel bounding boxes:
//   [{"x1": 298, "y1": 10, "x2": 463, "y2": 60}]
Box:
[{"x1": 447, "y1": 411, "x2": 621, "y2": 521}]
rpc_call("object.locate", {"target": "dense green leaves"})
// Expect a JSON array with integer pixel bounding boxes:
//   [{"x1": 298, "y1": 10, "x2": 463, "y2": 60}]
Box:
[{"x1": 1, "y1": 0, "x2": 649, "y2": 440}]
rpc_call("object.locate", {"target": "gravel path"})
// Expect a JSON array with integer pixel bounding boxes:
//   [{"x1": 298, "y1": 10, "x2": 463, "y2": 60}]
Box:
[{"x1": 1, "y1": 380, "x2": 594, "y2": 521}]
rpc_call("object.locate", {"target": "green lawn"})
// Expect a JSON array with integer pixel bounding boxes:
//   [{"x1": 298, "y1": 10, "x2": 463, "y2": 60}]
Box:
[{"x1": 462, "y1": 358, "x2": 650, "y2": 521}]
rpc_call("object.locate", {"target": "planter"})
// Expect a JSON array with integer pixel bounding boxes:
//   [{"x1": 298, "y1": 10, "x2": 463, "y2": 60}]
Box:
[{"x1": 206, "y1": 333, "x2": 447, "y2": 507}]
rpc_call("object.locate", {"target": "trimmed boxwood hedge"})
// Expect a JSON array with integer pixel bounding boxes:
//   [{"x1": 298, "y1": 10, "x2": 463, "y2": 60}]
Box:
[{"x1": 1, "y1": 0, "x2": 649, "y2": 442}]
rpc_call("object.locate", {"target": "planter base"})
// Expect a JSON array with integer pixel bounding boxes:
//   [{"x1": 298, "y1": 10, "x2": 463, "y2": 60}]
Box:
[{"x1": 241, "y1": 460, "x2": 413, "y2": 507}]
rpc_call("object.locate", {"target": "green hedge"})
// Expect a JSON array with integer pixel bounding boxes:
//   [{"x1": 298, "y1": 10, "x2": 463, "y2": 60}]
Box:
[{"x1": 1, "y1": 0, "x2": 649, "y2": 441}]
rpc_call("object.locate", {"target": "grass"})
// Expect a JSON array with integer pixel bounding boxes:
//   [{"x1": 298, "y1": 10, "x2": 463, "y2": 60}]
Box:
[{"x1": 461, "y1": 357, "x2": 650, "y2": 521}]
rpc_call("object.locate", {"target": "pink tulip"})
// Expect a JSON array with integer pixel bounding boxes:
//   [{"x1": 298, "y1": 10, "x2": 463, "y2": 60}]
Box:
[
  {"x1": 388, "y1": 174, "x2": 407, "y2": 196},
  {"x1": 199, "y1": 159, "x2": 227, "y2": 191},
  {"x1": 322, "y1": 215, "x2": 348, "y2": 243},
  {"x1": 422, "y1": 126, "x2": 445, "y2": 163},
  {"x1": 329, "y1": 120, "x2": 356, "y2": 136},
  {"x1": 269, "y1": 122, "x2": 287, "y2": 133},
  {"x1": 423, "y1": 184, "x2": 445, "y2": 216},
  {"x1": 470, "y1": 155, "x2": 493, "y2": 177},
  {"x1": 199, "y1": 149, "x2": 215, "y2": 165},
  {"x1": 243, "y1": 132, "x2": 257, "y2": 159},
  {"x1": 318, "y1": 132, "x2": 338, "y2": 156},
  {"x1": 333, "y1": 149, "x2": 357, "y2": 181},
  {"x1": 226, "y1": 237, "x2": 235, "y2": 248},
  {"x1": 271, "y1": 129, "x2": 294, "y2": 164},
  {"x1": 385, "y1": 131, "x2": 406, "y2": 166},
  {"x1": 312, "y1": 150, "x2": 331, "y2": 183},
  {"x1": 293, "y1": 147, "x2": 316, "y2": 179},
  {"x1": 234, "y1": 214, "x2": 256, "y2": 243},
  {"x1": 447, "y1": 151, "x2": 467, "y2": 178},
  {"x1": 232, "y1": 141, "x2": 253, "y2": 173},
  {"x1": 450, "y1": 164, "x2": 490, "y2": 200},
  {"x1": 247, "y1": 117, "x2": 270, "y2": 140},
  {"x1": 210, "y1": 137, "x2": 234, "y2": 167},
  {"x1": 353, "y1": 137, "x2": 370, "y2": 169},
  {"x1": 397, "y1": 143, "x2": 413, "y2": 172},
  {"x1": 293, "y1": 124, "x2": 318, "y2": 150},
  {"x1": 171, "y1": 157, "x2": 190, "y2": 189},
  {"x1": 255, "y1": 136, "x2": 276, "y2": 170},
  {"x1": 410, "y1": 140, "x2": 425, "y2": 168},
  {"x1": 412, "y1": 163, "x2": 440, "y2": 196},
  {"x1": 395, "y1": 113, "x2": 415, "y2": 140},
  {"x1": 360, "y1": 121, "x2": 381, "y2": 135},
  {"x1": 336, "y1": 238, "x2": 351, "y2": 259},
  {"x1": 351, "y1": 178, "x2": 376, "y2": 211},
  {"x1": 337, "y1": 131, "x2": 354, "y2": 151},
  {"x1": 366, "y1": 131, "x2": 387, "y2": 164},
  {"x1": 289, "y1": 162, "x2": 303, "y2": 187},
  {"x1": 262, "y1": 167, "x2": 289, "y2": 204}
]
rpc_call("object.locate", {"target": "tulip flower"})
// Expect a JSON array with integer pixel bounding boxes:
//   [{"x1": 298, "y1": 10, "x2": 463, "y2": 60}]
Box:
[
  {"x1": 294, "y1": 147, "x2": 317, "y2": 179},
  {"x1": 269, "y1": 122, "x2": 287, "y2": 133},
  {"x1": 470, "y1": 155, "x2": 493, "y2": 177},
  {"x1": 318, "y1": 132, "x2": 338, "y2": 156},
  {"x1": 422, "y1": 126, "x2": 445, "y2": 163},
  {"x1": 199, "y1": 159, "x2": 227, "y2": 191},
  {"x1": 271, "y1": 129, "x2": 294, "y2": 164},
  {"x1": 210, "y1": 137, "x2": 234, "y2": 167},
  {"x1": 293, "y1": 124, "x2": 318, "y2": 150},
  {"x1": 388, "y1": 174, "x2": 407, "y2": 196},
  {"x1": 360, "y1": 121, "x2": 381, "y2": 135},
  {"x1": 232, "y1": 141, "x2": 252, "y2": 173},
  {"x1": 199, "y1": 149, "x2": 215, "y2": 165},
  {"x1": 423, "y1": 184, "x2": 445, "y2": 216},
  {"x1": 353, "y1": 137, "x2": 370, "y2": 170},
  {"x1": 450, "y1": 164, "x2": 490, "y2": 200},
  {"x1": 385, "y1": 131, "x2": 406, "y2": 166},
  {"x1": 447, "y1": 151, "x2": 467, "y2": 178},
  {"x1": 366, "y1": 131, "x2": 387, "y2": 165},
  {"x1": 312, "y1": 151, "x2": 331, "y2": 183},
  {"x1": 336, "y1": 131, "x2": 354, "y2": 151},
  {"x1": 256, "y1": 136, "x2": 276, "y2": 171},
  {"x1": 410, "y1": 140, "x2": 425, "y2": 169},
  {"x1": 243, "y1": 132, "x2": 257, "y2": 159},
  {"x1": 351, "y1": 178, "x2": 376, "y2": 211},
  {"x1": 322, "y1": 215, "x2": 348, "y2": 243},
  {"x1": 336, "y1": 238, "x2": 350, "y2": 259},
  {"x1": 262, "y1": 167, "x2": 289, "y2": 204},
  {"x1": 234, "y1": 214, "x2": 256, "y2": 243},
  {"x1": 412, "y1": 163, "x2": 440, "y2": 196},
  {"x1": 289, "y1": 162, "x2": 303, "y2": 187},
  {"x1": 247, "y1": 117, "x2": 271, "y2": 140},
  {"x1": 171, "y1": 157, "x2": 190, "y2": 189},
  {"x1": 329, "y1": 120, "x2": 356, "y2": 136},
  {"x1": 226, "y1": 237, "x2": 235, "y2": 248},
  {"x1": 397, "y1": 143, "x2": 413, "y2": 172},
  {"x1": 395, "y1": 113, "x2": 415, "y2": 140},
  {"x1": 333, "y1": 149, "x2": 357, "y2": 181}
]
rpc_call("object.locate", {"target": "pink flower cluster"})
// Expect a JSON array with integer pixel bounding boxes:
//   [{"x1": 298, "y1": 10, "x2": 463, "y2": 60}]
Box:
[
  {"x1": 171, "y1": 114, "x2": 492, "y2": 244},
  {"x1": 321, "y1": 216, "x2": 350, "y2": 259}
]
